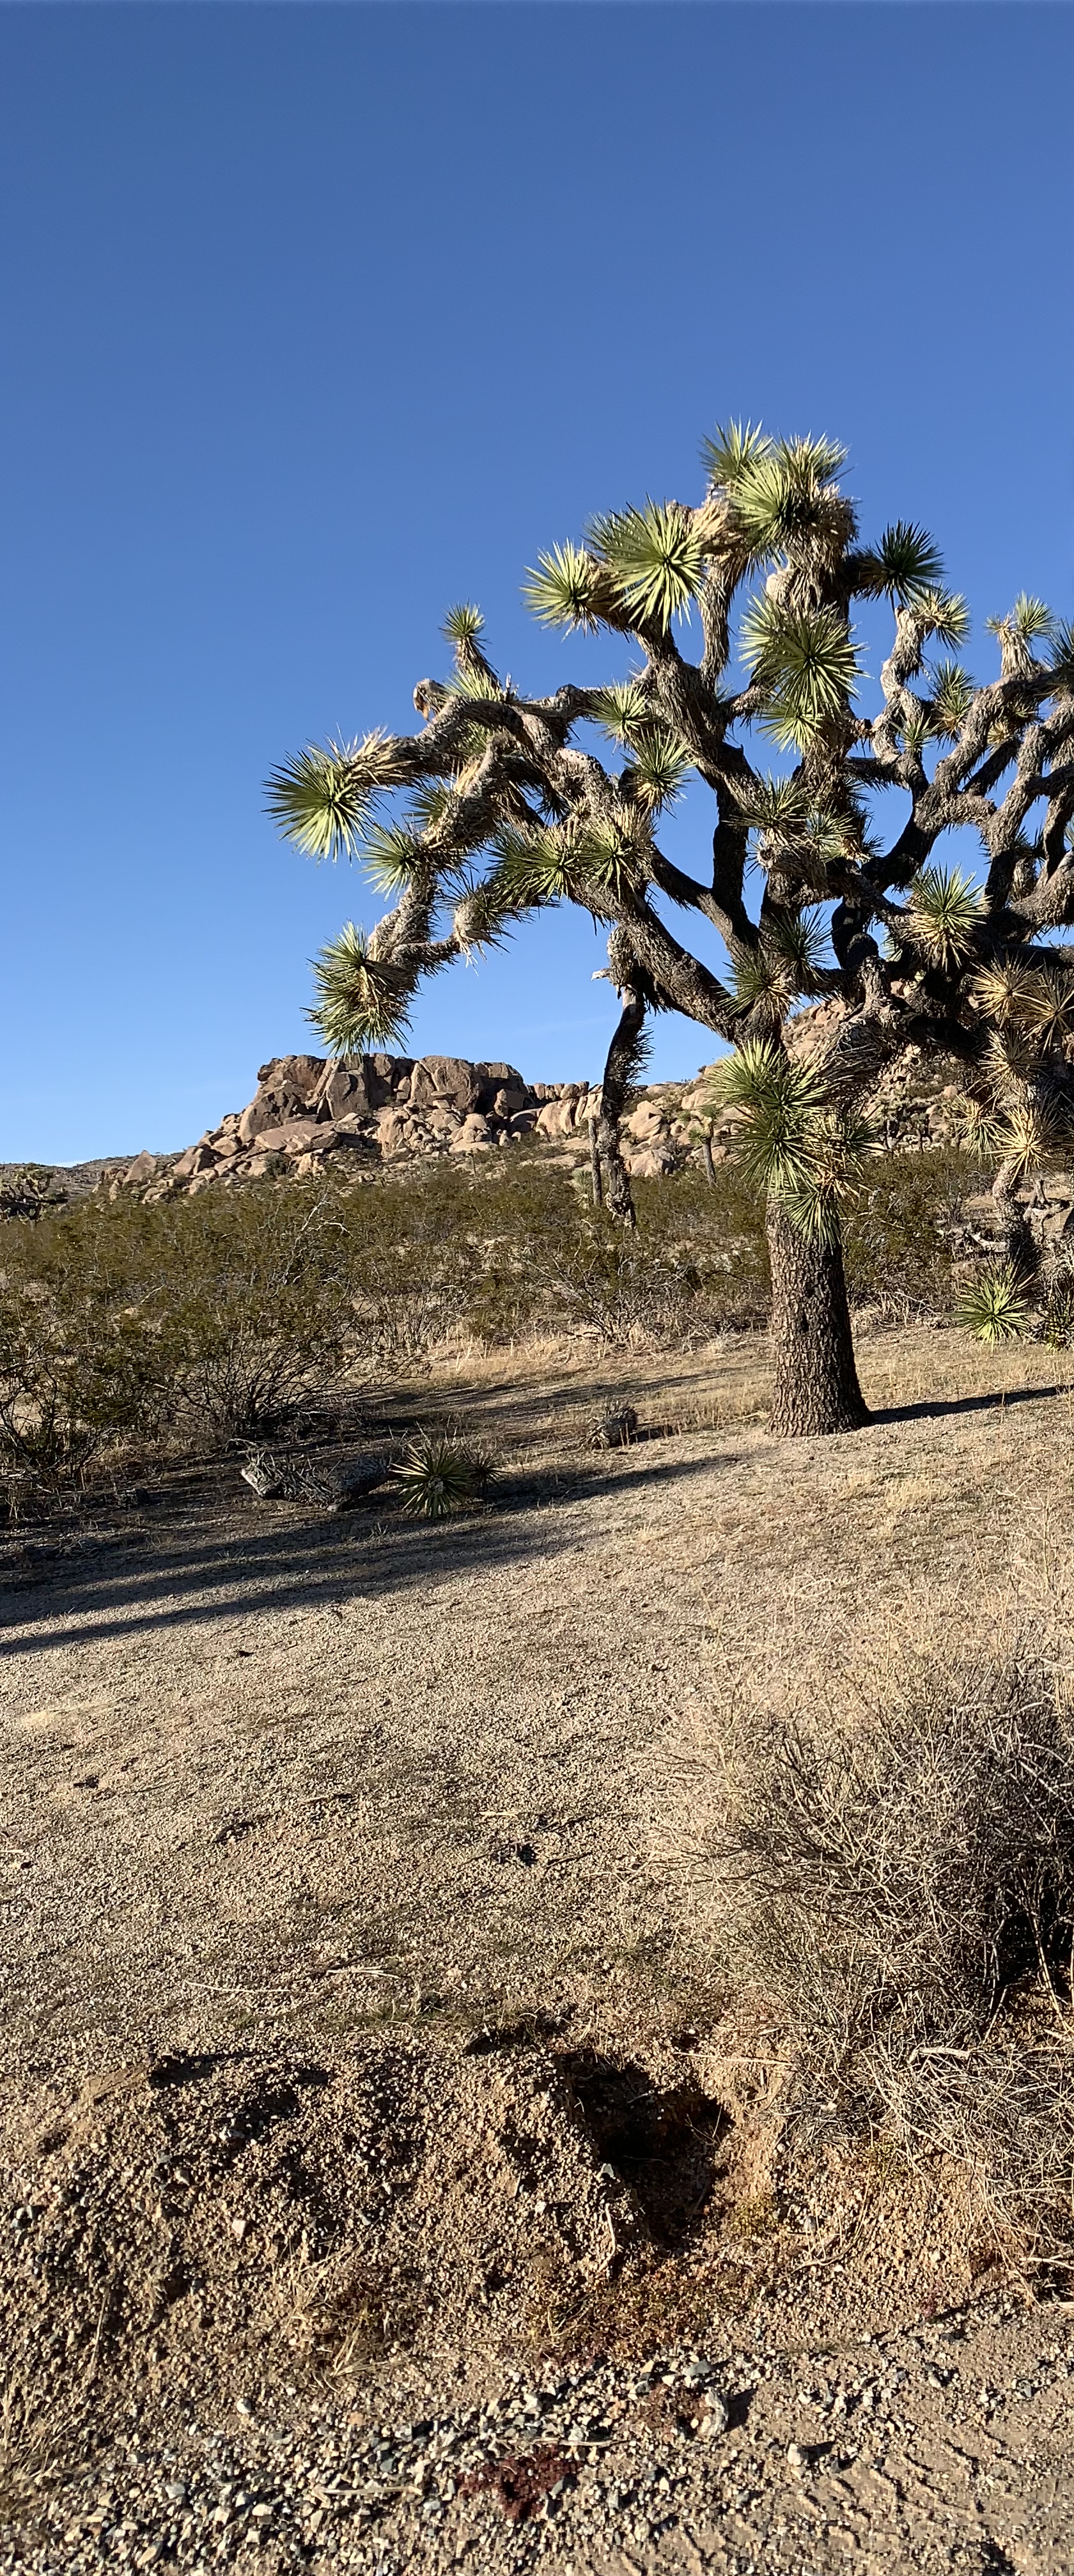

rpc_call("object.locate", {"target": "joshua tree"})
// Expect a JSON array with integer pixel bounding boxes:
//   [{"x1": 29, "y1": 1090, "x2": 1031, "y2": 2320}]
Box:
[{"x1": 267, "y1": 424, "x2": 1074, "y2": 1436}]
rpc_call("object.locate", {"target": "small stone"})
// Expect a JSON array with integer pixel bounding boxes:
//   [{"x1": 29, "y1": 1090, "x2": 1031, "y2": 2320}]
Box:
[{"x1": 786, "y1": 2441, "x2": 805, "y2": 2470}]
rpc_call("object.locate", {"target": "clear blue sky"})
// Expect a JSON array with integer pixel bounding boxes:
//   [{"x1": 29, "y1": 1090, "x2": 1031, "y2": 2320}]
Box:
[{"x1": 1, "y1": 3, "x2": 1071, "y2": 1161}]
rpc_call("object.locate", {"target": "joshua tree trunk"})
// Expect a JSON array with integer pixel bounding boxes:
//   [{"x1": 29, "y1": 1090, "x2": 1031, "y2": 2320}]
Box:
[
  {"x1": 990, "y1": 1156, "x2": 1036, "y2": 1281},
  {"x1": 765, "y1": 1200, "x2": 869, "y2": 1438},
  {"x1": 595, "y1": 982, "x2": 647, "y2": 1228}
]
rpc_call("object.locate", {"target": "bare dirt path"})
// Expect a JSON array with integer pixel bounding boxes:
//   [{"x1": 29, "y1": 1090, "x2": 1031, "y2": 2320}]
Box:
[{"x1": 3, "y1": 1326, "x2": 1073, "y2": 2572}]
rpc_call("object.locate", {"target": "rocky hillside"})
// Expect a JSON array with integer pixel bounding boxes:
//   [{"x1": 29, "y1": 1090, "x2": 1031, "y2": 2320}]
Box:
[
  {"x1": 93, "y1": 1049, "x2": 729, "y2": 1202},
  {"x1": 95, "y1": 1007, "x2": 979, "y2": 1205},
  {"x1": 0, "y1": 1009, "x2": 986, "y2": 1212}
]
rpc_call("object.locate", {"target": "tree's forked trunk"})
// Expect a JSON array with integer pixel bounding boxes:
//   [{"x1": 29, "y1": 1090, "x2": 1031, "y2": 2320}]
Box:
[
  {"x1": 765, "y1": 1200, "x2": 869, "y2": 1438},
  {"x1": 595, "y1": 981, "x2": 646, "y2": 1228}
]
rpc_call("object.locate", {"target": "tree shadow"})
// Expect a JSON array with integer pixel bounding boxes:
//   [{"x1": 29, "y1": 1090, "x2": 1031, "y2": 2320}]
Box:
[
  {"x1": 0, "y1": 1443, "x2": 736, "y2": 1656},
  {"x1": 870, "y1": 1382, "x2": 1066, "y2": 1427}
]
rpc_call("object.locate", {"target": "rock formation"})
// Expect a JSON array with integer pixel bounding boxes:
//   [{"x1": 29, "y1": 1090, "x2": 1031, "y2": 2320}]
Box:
[{"x1": 94, "y1": 1008, "x2": 1015, "y2": 1204}]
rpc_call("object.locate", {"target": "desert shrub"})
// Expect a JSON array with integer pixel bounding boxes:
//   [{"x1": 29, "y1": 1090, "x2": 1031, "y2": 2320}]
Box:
[
  {"x1": 0, "y1": 1266, "x2": 160, "y2": 1510},
  {"x1": 147, "y1": 1189, "x2": 349, "y2": 1439},
  {"x1": 0, "y1": 1164, "x2": 64, "y2": 1222},
  {"x1": 0, "y1": 1185, "x2": 352, "y2": 1509},
  {"x1": 0, "y1": 1140, "x2": 1000, "y2": 1514},
  {"x1": 843, "y1": 1147, "x2": 989, "y2": 1317},
  {"x1": 679, "y1": 1650, "x2": 1074, "y2": 2234}
]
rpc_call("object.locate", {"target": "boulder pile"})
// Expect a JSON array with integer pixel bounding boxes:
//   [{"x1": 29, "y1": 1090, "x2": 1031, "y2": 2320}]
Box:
[
  {"x1": 98, "y1": 1011, "x2": 990, "y2": 1205},
  {"x1": 102, "y1": 1050, "x2": 731, "y2": 1202}
]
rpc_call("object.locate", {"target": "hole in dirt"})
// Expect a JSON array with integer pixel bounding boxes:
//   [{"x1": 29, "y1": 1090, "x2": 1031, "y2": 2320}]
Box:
[
  {"x1": 463, "y1": 2010, "x2": 567, "y2": 2057},
  {"x1": 148, "y1": 2051, "x2": 241, "y2": 2090},
  {"x1": 563, "y1": 2052, "x2": 729, "y2": 2248}
]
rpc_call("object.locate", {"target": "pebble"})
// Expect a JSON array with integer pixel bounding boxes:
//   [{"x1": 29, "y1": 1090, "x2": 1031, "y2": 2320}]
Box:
[{"x1": 5, "y1": 2300, "x2": 1054, "y2": 2574}]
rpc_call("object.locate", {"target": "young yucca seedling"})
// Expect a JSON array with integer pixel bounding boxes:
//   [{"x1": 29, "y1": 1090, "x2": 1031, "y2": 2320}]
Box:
[
  {"x1": 956, "y1": 1265, "x2": 1031, "y2": 1346},
  {"x1": 391, "y1": 1431, "x2": 492, "y2": 1521}
]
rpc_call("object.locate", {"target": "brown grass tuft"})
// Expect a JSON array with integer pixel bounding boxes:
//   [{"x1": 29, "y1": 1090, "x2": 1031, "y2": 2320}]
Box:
[{"x1": 669, "y1": 1638, "x2": 1074, "y2": 2252}]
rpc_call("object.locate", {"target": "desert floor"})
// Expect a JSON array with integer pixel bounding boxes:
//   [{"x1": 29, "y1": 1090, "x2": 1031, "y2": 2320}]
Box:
[{"x1": 3, "y1": 1322, "x2": 1074, "y2": 2574}]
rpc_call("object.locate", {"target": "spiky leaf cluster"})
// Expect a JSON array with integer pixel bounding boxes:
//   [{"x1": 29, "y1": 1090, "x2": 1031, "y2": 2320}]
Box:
[
  {"x1": 956, "y1": 1266, "x2": 1031, "y2": 1346},
  {"x1": 523, "y1": 542, "x2": 606, "y2": 633},
  {"x1": 266, "y1": 734, "x2": 406, "y2": 862},
  {"x1": 724, "y1": 436, "x2": 849, "y2": 567},
  {"x1": 588, "y1": 500, "x2": 706, "y2": 631},
  {"x1": 905, "y1": 867, "x2": 983, "y2": 972},
  {"x1": 704, "y1": 1038, "x2": 864, "y2": 1245},
  {"x1": 391, "y1": 1432, "x2": 491, "y2": 1521},
  {"x1": 868, "y1": 521, "x2": 946, "y2": 604},
  {"x1": 306, "y1": 924, "x2": 413, "y2": 1053},
  {"x1": 741, "y1": 596, "x2": 860, "y2": 748}
]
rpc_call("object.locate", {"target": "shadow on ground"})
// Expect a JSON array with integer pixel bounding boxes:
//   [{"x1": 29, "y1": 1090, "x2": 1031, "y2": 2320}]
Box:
[
  {"x1": 871, "y1": 1382, "x2": 1066, "y2": 1427},
  {"x1": 0, "y1": 1443, "x2": 736, "y2": 1653}
]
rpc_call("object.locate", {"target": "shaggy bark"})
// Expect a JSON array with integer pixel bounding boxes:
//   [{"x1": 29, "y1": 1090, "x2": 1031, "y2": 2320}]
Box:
[
  {"x1": 595, "y1": 984, "x2": 648, "y2": 1227},
  {"x1": 765, "y1": 1202, "x2": 869, "y2": 1438}
]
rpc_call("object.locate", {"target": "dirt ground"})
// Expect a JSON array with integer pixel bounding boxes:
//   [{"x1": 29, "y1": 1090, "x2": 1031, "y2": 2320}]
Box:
[{"x1": 3, "y1": 1321, "x2": 1074, "y2": 2574}]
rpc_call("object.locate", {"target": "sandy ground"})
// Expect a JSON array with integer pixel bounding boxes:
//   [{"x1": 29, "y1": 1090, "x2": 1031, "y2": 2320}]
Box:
[{"x1": 3, "y1": 1322, "x2": 1074, "y2": 2573}]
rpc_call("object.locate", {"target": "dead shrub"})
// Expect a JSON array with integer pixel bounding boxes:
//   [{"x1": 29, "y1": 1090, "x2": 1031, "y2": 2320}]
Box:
[{"x1": 674, "y1": 1649, "x2": 1074, "y2": 2243}]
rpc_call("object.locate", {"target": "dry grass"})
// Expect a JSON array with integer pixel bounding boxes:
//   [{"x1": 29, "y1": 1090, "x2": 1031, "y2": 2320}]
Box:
[{"x1": 668, "y1": 1644, "x2": 1074, "y2": 2240}]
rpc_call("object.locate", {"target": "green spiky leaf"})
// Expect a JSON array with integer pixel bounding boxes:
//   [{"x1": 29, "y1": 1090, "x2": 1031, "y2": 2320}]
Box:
[
  {"x1": 444, "y1": 661, "x2": 508, "y2": 703},
  {"x1": 986, "y1": 593, "x2": 1053, "y2": 648},
  {"x1": 730, "y1": 914, "x2": 828, "y2": 1023},
  {"x1": 704, "y1": 1037, "x2": 863, "y2": 1242},
  {"x1": 906, "y1": 865, "x2": 983, "y2": 971},
  {"x1": 306, "y1": 923, "x2": 413, "y2": 1053},
  {"x1": 360, "y1": 820, "x2": 426, "y2": 897},
  {"x1": 1018, "y1": 961, "x2": 1074, "y2": 1048},
  {"x1": 872, "y1": 520, "x2": 944, "y2": 602},
  {"x1": 491, "y1": 827, "x2": 573, "y2": 909},
  {"x1": 588, "y1": 500, "x2": 705, "y2": 630},
  {"x1": 625, "y1": 727, "x2": 693, "y2": 814},
  {"x1": 391, "y1": 1431, "x2": 492, "y2": 1520},
  {"x1": 956, "y1": 1265, "x2": 1030, "y2": 1346},
  {"x1": 523, "y1": 542, "x2": 605, "y2": 632},
  {"x1": 729, "y1": 772, "x2": 810, "y2": 837},
  {"x1": 589, "y1": 679, "x2": 651, "y2": 745},
  {"x1": 912, "y1": 588, "x2": 970, "y2": 649},
  {"x1": 700, "y1": 419, "x2": 773, "y2": 492},
  {"x1": 898, "y1": 701, "x2": 931, "y2": 756},
  {"x1": 970, "y1": 961, "x2": 1041, "y2": 1028},
  {"x1": 407, "y1": 780, "x2": 455, "y2": 835},
  {"x1": 742, "y1": 596, "x2": 860, "y2": 747},
  {"x1": 265, "y1": 733, "x2": 405, "y2": 861},
  {"x1": 728, "y1": 437, "x2": 848, "y2": 565},
  {"x1": 704, "y1": 1038, "x2": 828, "y2": 1195},
  {"x1": 995, "y1": 1098, "x2": 1070, "y2": 1181},
  {"x1": 926, "y1": 659, "x2": 976, "y2": 740},
  {"x1": 442, "y1": 602, "x2": 485, "y2": 649}
]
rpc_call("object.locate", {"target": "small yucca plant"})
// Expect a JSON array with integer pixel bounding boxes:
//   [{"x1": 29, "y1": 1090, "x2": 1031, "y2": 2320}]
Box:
[
  {"x1": 391, "y1": 1431, "x2": 491, "y2": 1521},
  {"x1": 956, "y1": 1265, "x2": 1031, "y2": 1346}
]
